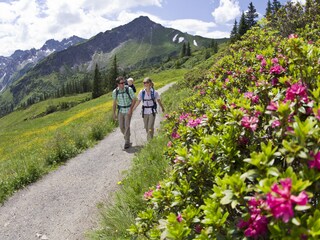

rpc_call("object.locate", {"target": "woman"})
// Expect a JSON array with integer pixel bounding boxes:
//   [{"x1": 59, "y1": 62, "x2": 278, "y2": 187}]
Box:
[{"x1": 133, "y1": 77, "x2": 165, "y2": 140}]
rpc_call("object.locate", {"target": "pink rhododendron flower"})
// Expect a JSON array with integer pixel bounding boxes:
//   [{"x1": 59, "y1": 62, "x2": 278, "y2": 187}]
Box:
[
  {"x1": 288, "y1": 34, "x2": 298, "y2": 39},
  {"x1": 177, "y1": 213, "x2": 183, "y2": 222},
  {"x1": 167, "y1": 141, "x2": 172, "y2": 147},
  {"x1": 254, "y1": 111, "x2": 262, "y2": 118},
  {"x1": 171, "y1": 131, "x2": 181, "y2": 139},
  {"x1": 200, "y1": 90, "x2": 205, "y2": 95},
  {"x1": 221, "y1": 104, "x2": 227, "y2": 110},
  {"x1": 230, "y1": 103, "x2": 237, "y2": 108},
  {"x1": 256, "y1": 54, "x2": 264, "y2": 61},
  {"x1": 271, "y1": 78, "x2": 279, "y2": 86},
  {"x1": 241, "y1": 116, "x2": 259, "y2": 131},
  {"x1": 156, "y1": 183, "x2": 161, "y2": 190},
  {"x1": 244, "y1": 92, "x2": 254, "y2": 99},
  {"x1": 246, "y1": 67, "x2": 253, "y2": 73},
  {"x1": 284, "y1": 82, "x2": 309, "y2": 103},
  {"x1": 179, "y1": 113, "x2": 190, "y2": 121},
  {"x1": 261, "y1": 59, "x2": 267, "y2": 67},
  {"x1": 238, "y1": 197, "x2": 268, "y2": 238},
  {"x1": 238, "y1": 136, "x2": 249, "y2": 146},
  {"x1": 272, "y1": 120, "x2": 281, "y2": 128},
  {"x1": 309, "y1": 151, "x2": 320, "y2": 170},
  {"x1": 187, "y1": 118, "x2": 202, "y2": 127},
  {"x1": 269, "y1": 65, "x2": 285, "y2": 75},
  {"x1": 225, "y1": 78, "x2": 230, "y2": 83},
  {"x1": 266, "y1": 178, "x2": 308, "y2": 223},
  {"x1": 144, "y1": 189, "x2": 153, "y2": 199},
  {"x1": 271, "y1": 57, "x2": 279, "y2": 64},
  {"x1": 194, "y1": 224, "x2": 202, "y2": 234},
  {"x1": 267, "y1": 101, "x2": 279, "y2": 111},
  {"x1": 252, "y1": 95, "x2": 259, "y2": 104}
]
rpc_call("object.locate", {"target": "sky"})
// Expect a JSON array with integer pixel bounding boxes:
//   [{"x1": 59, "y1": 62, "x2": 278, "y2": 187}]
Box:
[{"x1": 0, "y1": 0, "x2": 306, "y2": 57}]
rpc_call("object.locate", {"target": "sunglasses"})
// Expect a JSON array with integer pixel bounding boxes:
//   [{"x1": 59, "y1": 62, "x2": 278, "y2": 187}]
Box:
[
  {"x1": 143, "y1": 82, "x2": 149, "y2": 84},
  {"x1": 119, "y1": 82, "x2": 125, "y2": 84}
]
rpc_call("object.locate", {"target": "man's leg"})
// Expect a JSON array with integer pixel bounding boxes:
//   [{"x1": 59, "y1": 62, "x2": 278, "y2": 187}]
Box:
[
  {"x1": 124, "y1": 113, "x2": 132, "y2": 146},
  {"x1": 118, "y1": 112, "x2": 125, "y2": 135}
]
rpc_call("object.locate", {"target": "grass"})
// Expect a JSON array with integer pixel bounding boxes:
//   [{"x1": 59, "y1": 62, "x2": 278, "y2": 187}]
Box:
[
  {"x1": 87, "y1": 78, "x2": 191, "y2": 239},
  {"x1": 0, "y1": 68, "x2": 187, "y2": 204}
]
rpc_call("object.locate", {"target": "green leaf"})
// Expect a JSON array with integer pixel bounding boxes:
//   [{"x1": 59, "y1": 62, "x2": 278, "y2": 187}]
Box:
[
  {"x1": 220, "y1": 190, "x2": 233, "y2": 205},
  {"x1": 267, "y1": 167, "x2": 280, "y2": 177}
]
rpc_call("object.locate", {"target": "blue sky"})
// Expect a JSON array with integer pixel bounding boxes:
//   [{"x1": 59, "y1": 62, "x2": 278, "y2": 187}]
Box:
[{"x1": 0, "y1": 0, "x2": 305, "y2": 57}]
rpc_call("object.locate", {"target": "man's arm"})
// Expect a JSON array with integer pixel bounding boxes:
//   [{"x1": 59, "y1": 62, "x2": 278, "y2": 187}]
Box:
[
  {"x1": 113, "y1": 100, "x2": 118, "y2": 120},
  {"x1": 128, "y1": 98, "x2": 137, "y2": 116}
]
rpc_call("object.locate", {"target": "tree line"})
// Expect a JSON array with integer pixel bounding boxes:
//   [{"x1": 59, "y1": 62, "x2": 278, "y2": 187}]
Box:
[{"x1": 230, "y1": 0, "x2": 282, "y2": 43}]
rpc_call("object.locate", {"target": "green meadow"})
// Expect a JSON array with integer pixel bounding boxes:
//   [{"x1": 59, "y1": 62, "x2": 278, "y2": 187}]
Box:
[{"x1": 0, "y1": 69, "x2": 187, "y2": 203}]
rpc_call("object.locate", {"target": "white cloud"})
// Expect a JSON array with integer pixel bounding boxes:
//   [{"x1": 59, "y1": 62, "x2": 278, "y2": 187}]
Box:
[
  {"x1": 0, "y1": 0, "x2": 164, "y2": 56},
  {"x1": 291, "y1": 0, "x2": 306, "y2": 4},
  {"x1": 211, "y1": 0, "x2": 241, "y2": 24}
]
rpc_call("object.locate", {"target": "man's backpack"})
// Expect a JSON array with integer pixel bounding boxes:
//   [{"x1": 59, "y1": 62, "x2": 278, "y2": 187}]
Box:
[
  {"x1": 116, "y1": 86, "x2": 132, "y2": 111},
  {"x1": 141, "y1": 88, "x2": 157, "y2": 117}
]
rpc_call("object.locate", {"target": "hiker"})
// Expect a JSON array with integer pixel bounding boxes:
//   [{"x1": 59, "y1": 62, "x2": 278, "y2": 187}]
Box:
[
  {"x1": 133, "y1": 77, "x2": 165, "y2": 140},
  {"x1": 112, "y1": 76, "x2": 137, "y2": 149},
  {"x1": 127, "y1": 77, "x2": 136, "y2": 93}
]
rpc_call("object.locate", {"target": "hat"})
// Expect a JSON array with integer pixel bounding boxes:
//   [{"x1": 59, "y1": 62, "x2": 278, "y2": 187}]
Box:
[{"x1": 127, "y1": 77, "x2": 134, "y2": 82}]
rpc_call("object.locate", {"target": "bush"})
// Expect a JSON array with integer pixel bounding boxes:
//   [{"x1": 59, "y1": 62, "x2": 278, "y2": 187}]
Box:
[{"x1": 129, "y1": 6, "x2": 320, "y2": 239}]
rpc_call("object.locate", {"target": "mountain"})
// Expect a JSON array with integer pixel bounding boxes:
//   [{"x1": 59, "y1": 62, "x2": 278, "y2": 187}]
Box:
[
  {"x1": 0, "y1": 16, "x2": 226, "y2": 116},
  {"x1": 0, "y1": 36, "x2": 86, "y2": 93}
]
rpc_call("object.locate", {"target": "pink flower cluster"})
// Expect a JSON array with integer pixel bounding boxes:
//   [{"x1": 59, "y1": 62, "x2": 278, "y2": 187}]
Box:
[
  {"x1": 244, "y1": 92, "x2": 260, "y2": 104},
  {"x1": 269, "y1": 64, "x2": 285, "y2": 75},
  {"x1": 144, "y1": 189, "x2": 153, "y2": 200},
  {"x1": 284, "y1": 82, "x2": 309, "y2": 103},
  {"x1": 309, "y1": 151, "x2": 320, "y2": 170},
  {"x1": 266, "y1": 178, "x2": 308, "y2": 223},
  {"x1": 179, "y1": 113, "x2": 190, "y2": 122},
  {"x1": 176, "y1": 213, "x2": 183, "y2": 222},
  {"x1": 171, "y1": 131, "x2": 181, "y2": 139},
  {"x1": 187, "y1": 118, "x2": 202, "y2": 128},
  {"x1": 238, "y1": 197, "x2": 268, "y2": 238},
  {"x1": 267, "y1": 101, "x2": 279, "y2": 111},
  {"x1": 241, "y1": 116, "x2": 259, "y2": 131}
]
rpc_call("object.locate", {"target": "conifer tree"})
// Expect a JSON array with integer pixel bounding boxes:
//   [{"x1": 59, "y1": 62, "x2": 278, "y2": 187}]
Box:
[
  {"x1": 238, "y1": 12, "x2": 248, "y2": 37},
  {"x1": 213, "y1": 41, "x2": 218, "y2": 53},
  {"x1": 230, "y1": 19, "x2": 239, "y2": 43},
  {"x1": 92, "y1": 64, "x2": 103, "y2": 99},
  {"x1": 245, "y1": 2, "x2": 258, "y2": 28},
  {"x1": 265, "y1": 0, "x2": 272, "y2": 18},
  {"x1": 271, "y1": 0, "x2": 281, "y2": 14},
  {"x1": 186, "y1": 42, "x2": 191, "y2": 56},
  {"x1": 180, "y1": 42, "x2": 186, "y2": 57},
  {"x1": 106, "y1": 55, "x2": 118, "y2": 92}
]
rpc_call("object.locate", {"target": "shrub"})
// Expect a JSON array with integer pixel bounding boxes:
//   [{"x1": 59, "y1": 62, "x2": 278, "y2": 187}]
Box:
[{"x1": 129, "y1": 6, "x2": 320, "y2": 239}]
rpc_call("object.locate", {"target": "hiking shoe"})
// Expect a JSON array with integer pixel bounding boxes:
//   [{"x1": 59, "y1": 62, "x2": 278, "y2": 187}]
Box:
[{"x1": 124, "y1": 143, "x2": 130, "y2": 149}]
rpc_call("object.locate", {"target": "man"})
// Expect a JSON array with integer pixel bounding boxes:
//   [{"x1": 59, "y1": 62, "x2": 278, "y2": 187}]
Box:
[
  {"x1": 133, "y1": 77, "x2": 164, "y2": 140},
  {"x1": 126, "y1": 77, "x2": 136, "y2": 93},
  {"x1": 112, "y1": 76, "x2": 137, "y2": 149}
]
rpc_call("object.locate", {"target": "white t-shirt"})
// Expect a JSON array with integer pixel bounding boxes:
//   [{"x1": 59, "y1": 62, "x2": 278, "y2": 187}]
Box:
[{"x1": 138, "y1": 89, "x2": 160, "y2": 114}]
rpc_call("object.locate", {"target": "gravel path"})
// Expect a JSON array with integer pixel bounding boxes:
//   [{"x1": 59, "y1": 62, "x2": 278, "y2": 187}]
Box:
[{"x1": 0, "y1": 83, "x2": 174, "y2": 240}]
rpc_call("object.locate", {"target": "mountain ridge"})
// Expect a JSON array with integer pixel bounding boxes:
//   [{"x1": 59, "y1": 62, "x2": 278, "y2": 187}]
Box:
[{"x1": 0, "y1": 16, "x2": 227, "y2": 117}]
